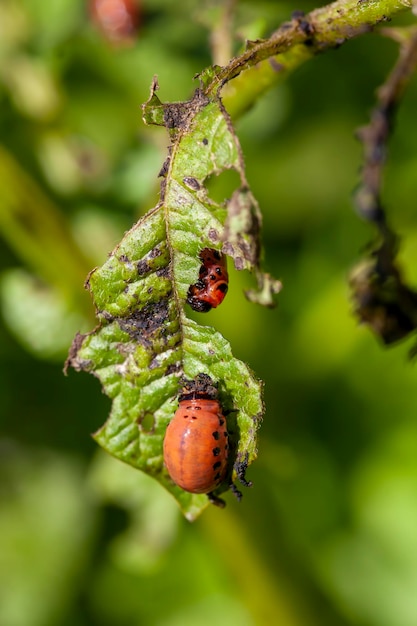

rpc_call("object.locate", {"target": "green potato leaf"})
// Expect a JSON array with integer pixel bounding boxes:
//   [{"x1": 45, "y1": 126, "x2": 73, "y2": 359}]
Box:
[{"x1": 67, "y1": 78, "x2": 278, "y2": 520}]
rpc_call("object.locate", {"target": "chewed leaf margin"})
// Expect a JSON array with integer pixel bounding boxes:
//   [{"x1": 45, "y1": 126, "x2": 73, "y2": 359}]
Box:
[{"x1": 67, "y1": 78, "x2": 277, "y2": 519}]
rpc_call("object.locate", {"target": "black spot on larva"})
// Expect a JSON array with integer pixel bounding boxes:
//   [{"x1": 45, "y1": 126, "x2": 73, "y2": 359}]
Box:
[
  {"x1": 182, "y1": 414, "x2": 189, "y2": 419},
  {"x1": 213, "y1": 461, "x2": 222, "y2": 470},
  {"x1": 214, "y1": 472, "x2": 221, "y2": 481},
  {"x1": 212, "y1": 447, "x2": 221, "y2": 456},
  {"x1": 194, "y1": 275, "x2": 206, "y2": 287},
  {"x1": 223, "y1": 431, "x2": 227, "y2": 437},
  {"x1": 212, "y1": 431, "x2": 220, "y2": 440},
  {"x1": 217, "y1": 283, "x2": 228, "y2": 293},
  {"x1": 191, "y1": 415, "x2": 197, "y2": 420},
  {"x1": 219, "y1": 418, "x2": 225, "y2": 426}
]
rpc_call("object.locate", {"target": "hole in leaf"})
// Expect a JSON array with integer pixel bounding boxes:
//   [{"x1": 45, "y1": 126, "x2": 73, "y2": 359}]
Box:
[
  {"x1": 204, "y1": 168, "x2": 241, "y2": 205},
  {"x1": 138, "y1": 412, "x2": 155, "y2": 433}
]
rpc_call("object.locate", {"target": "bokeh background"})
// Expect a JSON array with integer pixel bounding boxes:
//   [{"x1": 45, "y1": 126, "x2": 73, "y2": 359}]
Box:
[{"x1": 1, "y1": 1, "x2": 417, "y2": 625}]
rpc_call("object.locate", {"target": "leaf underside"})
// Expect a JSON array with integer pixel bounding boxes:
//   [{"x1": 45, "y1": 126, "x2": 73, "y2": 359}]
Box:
[{"x1": 67, "y1": 78, "x2": 278, "y2": 520}]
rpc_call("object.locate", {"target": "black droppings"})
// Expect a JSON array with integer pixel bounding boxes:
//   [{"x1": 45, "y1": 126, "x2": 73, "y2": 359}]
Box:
[
  {"x1": 98, "y1": 310, "x2": 113, "y2": 322},
  {"x1": 159, "y1": 158, "x2": 170, "y2": 178},
  {"x1": 116, "y1": 299, "x2": 170, "y2": 341},
  {"x1": 163, "y1": 103, "x2": 188, "y2": 129},
  {"x1": 149, "y1": 247, "x2": 162, "y2": 259},
  {"x1": 202, "y1": 137, "x2": 208, "y2": 145},
  {"x1": 229, "y1": 482, "x2": 242, "y2": 502},
  {"x1": 178, "y1": 373, "x2": 218, "y2": 402},
  {"x1": 234, "y1": 257, "x2": 244, "y2": 271},
  {"x1": 162, "y1": 89, "x2": 209, "y2": 130},
  {"x1": 156, "y1": 266, "x2": 170, "y2": 278},
  {"x1": 235, "y1": 454, "x2": 253, "y2": 488},
  {"x1": 166, "y1": 363, "x2": 181, "y2": 376},
  {"x1": 208, "y1": 228, "x2": 219, "y2": 242},
  {"x1": 183, "y1": 176, "x2": 201, "y2": 191},
  {"x1": 64, "y1": 332, "x2": 93, "y2": 373}
]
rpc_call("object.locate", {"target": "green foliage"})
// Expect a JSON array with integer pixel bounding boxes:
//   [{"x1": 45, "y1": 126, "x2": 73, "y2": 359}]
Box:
[{"x1": 2, "y1": 0, "x2": 417, "y2": 625}]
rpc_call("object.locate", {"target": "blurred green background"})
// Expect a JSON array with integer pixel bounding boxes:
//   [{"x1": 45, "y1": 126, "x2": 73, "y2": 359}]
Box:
[{"x1": 1, "y1": 1, "x2": 417, "y2": 625}]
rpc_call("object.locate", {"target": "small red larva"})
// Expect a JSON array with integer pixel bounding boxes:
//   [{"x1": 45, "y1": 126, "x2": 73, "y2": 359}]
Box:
[{"x1": 187, "y1": 249, "x2": 229, "y2": 313}]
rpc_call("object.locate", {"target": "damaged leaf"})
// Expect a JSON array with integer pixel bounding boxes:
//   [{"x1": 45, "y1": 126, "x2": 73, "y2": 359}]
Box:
[
  {"x1": 349, "y1": 254, "x2": 417, "y2": 346},
  {"x1": 67, "y1": 78, "x2": 277, "y2": 520}
]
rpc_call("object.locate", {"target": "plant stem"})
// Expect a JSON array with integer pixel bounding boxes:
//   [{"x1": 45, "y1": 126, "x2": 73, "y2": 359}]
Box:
[{"x1": 207, "y1": 0, "x2": 414, "y2": 118}]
